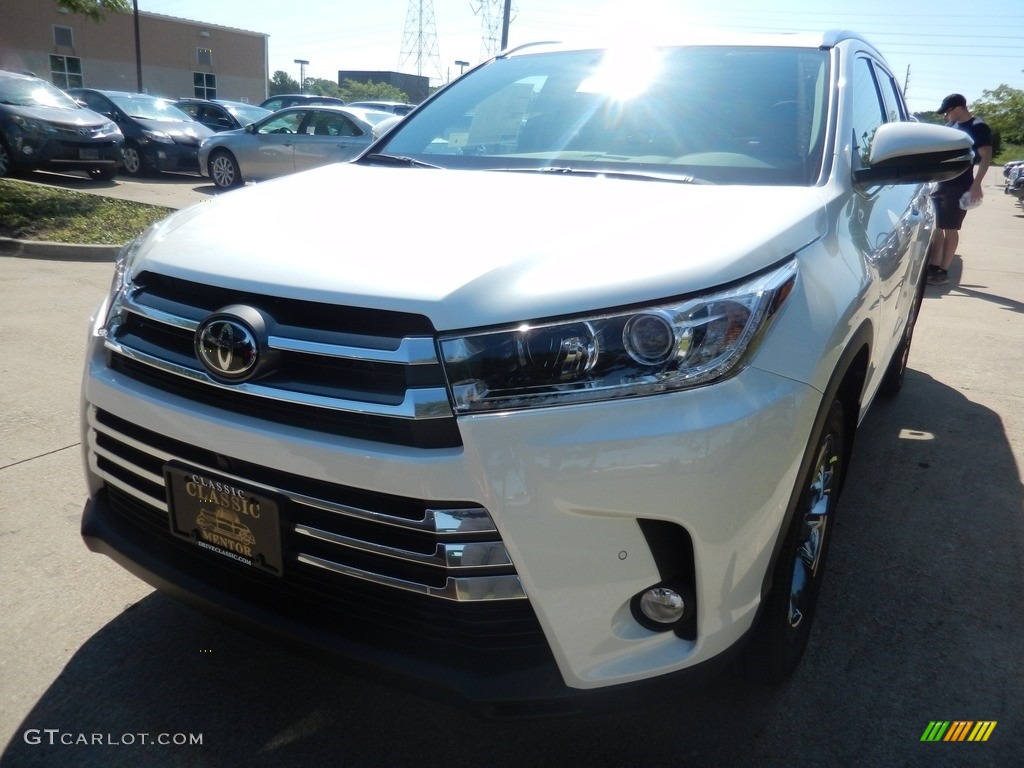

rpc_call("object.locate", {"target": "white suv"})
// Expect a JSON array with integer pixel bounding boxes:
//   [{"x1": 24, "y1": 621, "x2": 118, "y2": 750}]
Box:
[{"x1": 81, "y1": 32, "x2": 971, "y2": 714}]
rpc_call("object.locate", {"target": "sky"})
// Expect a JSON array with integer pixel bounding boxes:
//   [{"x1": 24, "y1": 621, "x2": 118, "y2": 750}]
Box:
[{"x1": 138, "y1": 0, "x2": 1024, "y2": 114}]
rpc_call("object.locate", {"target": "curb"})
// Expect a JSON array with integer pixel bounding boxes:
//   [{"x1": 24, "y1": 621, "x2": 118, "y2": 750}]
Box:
[{"x1": 0, "y1": 236, "x2": 121, "y2": 262}]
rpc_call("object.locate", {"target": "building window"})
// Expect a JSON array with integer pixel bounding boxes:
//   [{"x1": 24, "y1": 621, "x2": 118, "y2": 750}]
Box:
[
  {"x1": 50, "y1": 55, "x2": 83, "y2": 89},
  {"x1": 194, "y1": 72, "x2": 216, "y2": 99},
  {"x1": 197, "y1": 48, "x2": 213, "y2": 67},
  {"x1": 53, "y1": 25, "x2": 73, "y2": 48}
]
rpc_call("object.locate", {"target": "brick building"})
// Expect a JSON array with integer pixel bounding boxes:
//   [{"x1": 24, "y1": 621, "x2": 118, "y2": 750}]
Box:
[{"x1": 0, "y1": 0, "x2": 269, "y2": 104}]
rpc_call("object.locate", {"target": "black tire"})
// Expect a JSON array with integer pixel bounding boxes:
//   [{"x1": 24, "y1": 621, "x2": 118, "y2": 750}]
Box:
[
  {"x1": 121, "y1": 143, "x2": 144, "y2": 176},
  {"x1": 209, "y1": 149, "x2": 242, "y2": 189},
  {"x1": 0, "y1": 139, "x2": 12, "y2": 177},
  {"x1": 879, "y1": 265, "x2": 927, "y2": 397},
  {"x1": 741, "y1": 397, "x2": 845, "y2": 684}
]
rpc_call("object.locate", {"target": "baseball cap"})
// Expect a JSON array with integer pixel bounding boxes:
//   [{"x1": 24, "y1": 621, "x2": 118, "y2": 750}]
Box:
[{"x1": 937, "y1": 93, "x2": 967, "y2": 114}]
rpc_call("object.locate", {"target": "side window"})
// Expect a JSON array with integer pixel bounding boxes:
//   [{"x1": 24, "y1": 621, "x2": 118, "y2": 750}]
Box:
[
  {"x1": 850, "y1": 57, "x2": 885, "y2": 165},
  {"x1": 78, "y1": 92, "x2": 108, "y2": 115},
  {"x1": 259, "y1": 111, "x2": 304, "y2": 135},
  {"x1": 874, "y1": 64, "x2": 907, "y2": 124}
]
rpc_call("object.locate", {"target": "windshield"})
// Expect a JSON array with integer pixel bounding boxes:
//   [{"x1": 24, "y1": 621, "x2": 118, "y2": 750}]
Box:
[
  {"x1": 227, "y1": 103, "x2": 271, "y2": 124},
  {"x1": 376, "y1": 46, "x2": 829, "y2": 185},
  {"x1": 109, "y1": 94, "x2": 194, "y2": 121},
  {"x1": 0, "y1": 77, "x2": 80, "y2": 109}
]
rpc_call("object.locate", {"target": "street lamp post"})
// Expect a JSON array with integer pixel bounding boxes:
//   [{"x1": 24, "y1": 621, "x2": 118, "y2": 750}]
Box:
[
  {"x1": 294, "y1": 59, "x2": 309, "y2": 93},
  {"x1": 455, "y1": 60, "x2": 469, "y2": 77}
]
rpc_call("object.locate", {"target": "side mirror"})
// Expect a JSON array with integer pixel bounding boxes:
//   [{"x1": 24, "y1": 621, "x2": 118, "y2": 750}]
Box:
[
  {"x1": 246, "y1": 123, "x2": 257, "y2": 134},
  {"x1": 854, "y1": 122, "x2": 974, "y2": 186}
]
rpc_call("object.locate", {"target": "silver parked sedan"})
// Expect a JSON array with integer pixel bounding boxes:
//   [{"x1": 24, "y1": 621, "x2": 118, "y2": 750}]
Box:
[{"x1": 198, "y1": 105, "x2": 387, "y2": 188}]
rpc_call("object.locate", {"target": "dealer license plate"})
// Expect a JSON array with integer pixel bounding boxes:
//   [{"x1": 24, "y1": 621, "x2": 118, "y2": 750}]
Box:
[
  {"x1": 165, "y1": 464, "x2": 283, "y2": 576},
  {"x1": 79, "y1": 148, "x2": 99, "y2": 160}
]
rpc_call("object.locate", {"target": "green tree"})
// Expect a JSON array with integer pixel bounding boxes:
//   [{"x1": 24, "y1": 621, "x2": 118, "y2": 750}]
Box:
[
  {"x1": 339, "y1": 79, "x2": 410, "y2": 103},
  {"x1": 305, "y1": 77, "x2": 345, "y2": 99},
  {"x1": 972, "y1": 84, "x2": 1024, "y2": 146},
  {"x1": 268, "y1": 70, "x2": 299, "y2": 96},
  {"x1": 57, "y1": 0, "x2": 130, "y2": 21}
]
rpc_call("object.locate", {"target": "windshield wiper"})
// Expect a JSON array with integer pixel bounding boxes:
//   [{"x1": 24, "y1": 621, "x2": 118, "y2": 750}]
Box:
[
  {"x1": 362, "y1": 153, "x2": 440, "y2": 169},
  {"x1": 496, "y1": 167, "x2": 711, "y2": 184}
]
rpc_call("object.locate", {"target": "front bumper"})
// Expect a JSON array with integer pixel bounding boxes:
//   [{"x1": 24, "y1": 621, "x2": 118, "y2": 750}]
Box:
[
  {"x1": 81, "y1": 322, "x2": 820, "y2": 705},
  {"x1": 145, "y1": 141, "x2": 202, "y2": 174},
  {"x1": 9, "y1": 132, "x2": 123, "y2": 173}
]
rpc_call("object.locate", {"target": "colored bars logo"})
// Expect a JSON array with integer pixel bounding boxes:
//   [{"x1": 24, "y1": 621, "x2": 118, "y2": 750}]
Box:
[{"x1": 921, "y1": 721, "x2": 997, "y2": 742}]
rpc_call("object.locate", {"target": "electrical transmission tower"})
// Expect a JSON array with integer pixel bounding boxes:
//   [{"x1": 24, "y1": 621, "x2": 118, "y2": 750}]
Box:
[
  {"x1": 473, "y1": 0, "x2": 516, "y2": 61},
  {"x1": 399, "y1": 0, "x2": 443, "y2": 84}
]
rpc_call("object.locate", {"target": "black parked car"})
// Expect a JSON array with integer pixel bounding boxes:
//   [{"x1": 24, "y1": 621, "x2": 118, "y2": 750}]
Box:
[
  {"x1": 0, "y1": 70, "x2": 124, "y2": 179},
  {"x1": 173, "y1": 98, "x2": 272, "y2": 132},
  {"x1": 68, "y1": 88, "x2": 214, "y2": 176}
]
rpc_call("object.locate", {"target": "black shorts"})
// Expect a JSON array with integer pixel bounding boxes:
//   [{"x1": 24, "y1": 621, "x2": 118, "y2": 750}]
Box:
[{"x1": 932, "y1": 190, "x2": 968, "y2": 230}]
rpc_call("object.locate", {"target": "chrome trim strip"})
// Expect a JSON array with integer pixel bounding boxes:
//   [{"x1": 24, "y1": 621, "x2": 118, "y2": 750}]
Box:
[
  {"x1": 268, "y1": 335, "x2": 439, "y2": 365},
  {"x1": 294, "y1": 524, "x2": 513, "y2": 568},
  {"x1": 89, "y1": 434, "x2": 165, "y2": 487},
  {"x1": 122, "y1": 296, "x2": 199, "y2": 332},
  {"x1": 104, "y1": 339, "x2": 454, "y2": 420},
  {"x1": 89, "y1": 454, "x2": 169, "y2": 512},
  {"x1": 297, "y1": 553, "x2": 527, "y2": 601}
]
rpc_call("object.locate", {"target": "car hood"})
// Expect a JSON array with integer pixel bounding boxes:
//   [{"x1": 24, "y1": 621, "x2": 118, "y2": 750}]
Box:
[
  {"x1": 141, "y1": 163, "x2": 828, "y2": 330},
  {"x1": 3, "y1": 104, "x2": 110, "y2": 129},
  {"x1": 133, "y1": 118, "x2": 212, "y2": 140}
]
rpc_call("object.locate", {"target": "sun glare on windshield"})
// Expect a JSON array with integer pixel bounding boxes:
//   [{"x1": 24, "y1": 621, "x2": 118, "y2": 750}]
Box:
[{"x1": 578, "y1": 47, "x2": 663, "y2": 101}]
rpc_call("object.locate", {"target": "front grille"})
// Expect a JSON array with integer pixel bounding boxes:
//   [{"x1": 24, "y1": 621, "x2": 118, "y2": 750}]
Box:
[
  {"x1": 88, "y1": 407, "x2": 544, "y2": 649},
  {"x1": 105, "y1": 271, "x2": 460, "y2": 448}
]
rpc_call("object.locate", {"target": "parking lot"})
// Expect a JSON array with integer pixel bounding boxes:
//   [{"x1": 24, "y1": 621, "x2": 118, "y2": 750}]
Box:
[{"x1": 0, "y1": 173, "x2": 1021, "y2": 767}]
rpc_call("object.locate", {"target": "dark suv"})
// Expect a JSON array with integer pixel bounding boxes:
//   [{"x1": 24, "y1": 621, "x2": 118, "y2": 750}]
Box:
[
  {"x1": 0, "y1": 70, "x2": 123, "y2": 179},
  {"x1": 68, "y1": 88, "x2": 214, "y2": 176}
]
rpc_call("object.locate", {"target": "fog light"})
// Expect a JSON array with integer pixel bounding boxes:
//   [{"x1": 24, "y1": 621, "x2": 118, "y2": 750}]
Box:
[{"x1": 640, "y1": 586, "x2": 686, "y2": 625}]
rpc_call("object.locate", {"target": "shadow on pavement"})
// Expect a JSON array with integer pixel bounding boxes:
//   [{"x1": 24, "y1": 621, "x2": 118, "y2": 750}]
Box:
[{"x1": 3, "y1": 374, "x2": 1020, "y2": 768}]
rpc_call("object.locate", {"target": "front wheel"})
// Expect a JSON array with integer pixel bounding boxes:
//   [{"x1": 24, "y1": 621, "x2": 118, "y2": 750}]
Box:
[
  {"x1": 209, "y1": 150, "x2": 241, "y2": 188},
  {"x1": 121, "y1": 143, "x2": 143, "y2": 176},
  {"x1": 741, "y1": 397, "x2": 846, "y2": 684},
  {"x1": 0, "y1": 139, "x2": 12, "y2": 177}
]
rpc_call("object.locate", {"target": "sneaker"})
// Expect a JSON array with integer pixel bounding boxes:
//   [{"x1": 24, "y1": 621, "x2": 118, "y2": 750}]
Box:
[{"x1": 926, "y1": 268, "x2": 949, "y2": 285}]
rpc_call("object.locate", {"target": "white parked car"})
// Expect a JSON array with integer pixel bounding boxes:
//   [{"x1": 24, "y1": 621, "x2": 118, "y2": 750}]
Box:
[{"x1": 81, "y1": 32, "x2": 971, "y2": 715}]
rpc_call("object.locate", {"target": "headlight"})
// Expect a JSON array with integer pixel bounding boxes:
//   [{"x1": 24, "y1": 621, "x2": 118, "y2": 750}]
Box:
[
  {"x1": 141, "y1": 128, "x2": 174, "y2": 143},
  {"x1": 102, "y1": 225, "x2": 157, "y2": 334},
  {"x1": 440, "y1": 259, "x2": 797, "y2": 412},
  {"x1": 95, "y1": 120, "x2": 122, "y2": 139},
  {"x1": 10, "y1": 115, "x2": 54, "y2": 134}
]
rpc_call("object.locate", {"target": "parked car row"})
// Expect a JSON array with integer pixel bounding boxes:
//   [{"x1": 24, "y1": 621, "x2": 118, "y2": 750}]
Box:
[
  {"x1": 0, "y1": 68, "x2": 409, "y2": 186},
  {"x1": 1004, "y1": 160, "x2": 1024, "y2": 206}
]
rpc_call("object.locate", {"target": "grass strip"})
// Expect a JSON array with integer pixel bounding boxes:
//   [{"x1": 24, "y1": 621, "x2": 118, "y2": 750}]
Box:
[{"x1": 0, "y1": 178, "x2": 172, "y2": 245}]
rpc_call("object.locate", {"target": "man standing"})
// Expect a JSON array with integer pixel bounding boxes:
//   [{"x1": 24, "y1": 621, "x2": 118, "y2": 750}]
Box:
[{"x1": 927, "y1": 93, "x2": 993, "y2": 285}]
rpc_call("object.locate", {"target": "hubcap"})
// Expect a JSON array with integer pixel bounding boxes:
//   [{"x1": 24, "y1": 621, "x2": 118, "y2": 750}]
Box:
[
  {"x1": 788, "y1": 433, "x2": 837, "y2": 628},
  {"x1": 212, "y1": 155, "x2": 235, "y2": 187},
  {"x1": 123, "y1": 147, "x2": 140, "y2": 174}
]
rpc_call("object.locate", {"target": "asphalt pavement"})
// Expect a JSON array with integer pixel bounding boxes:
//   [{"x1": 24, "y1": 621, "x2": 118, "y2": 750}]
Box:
[{"x1": 0, "y1": 173, "x2": 1021, "y2": 767}]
